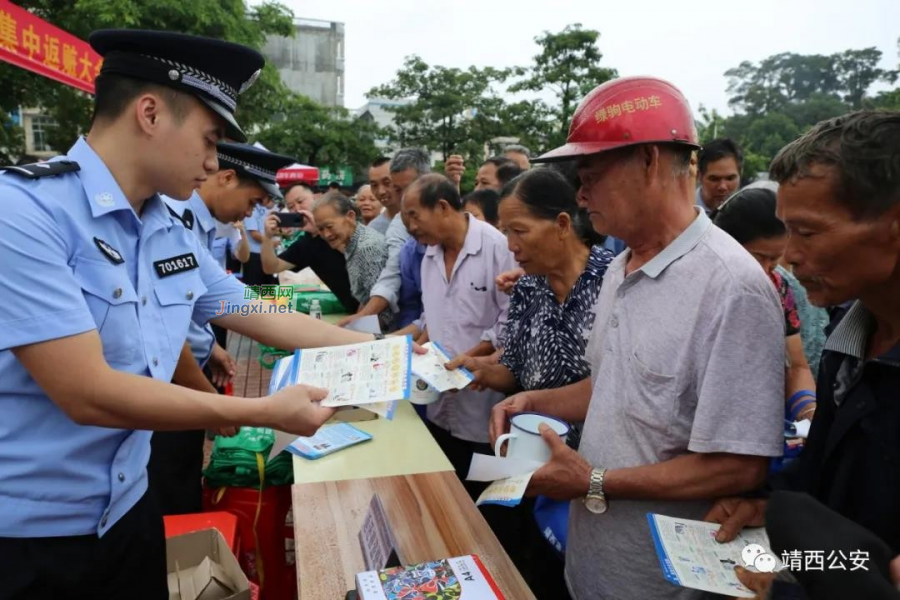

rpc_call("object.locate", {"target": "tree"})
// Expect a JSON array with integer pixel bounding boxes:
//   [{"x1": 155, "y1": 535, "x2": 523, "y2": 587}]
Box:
[
  {"x1": 720, "y1": 46, "x2": 896, "y2": 178},
  {"x1": 254, "y1": 94, "x2": 382, "y2": 179},
  {"x1": 725, "y1": 53, "x2": 840, "y2": 115},
  {"x1": 868, "y1": 88, "x2": 900, "y2": 110},
  {"x1": 498, "y1": 99, "x2": 556, "y2": 155},
  {"x1": 2, "y1": 0, "x2": 294, "y2": 154},
  {"x1": 743, "y1": 112, "x2": 801, "y2": 161},
  {"x1": 367, "y1": 56, "x2": 510, "y2": 162},
  {"x1": 510, "y1": 24, "x2": 617, "y2": 148},
  {"x1": 832, "y1": 48, "x2": 898, "y2": 109},
  {"x1": 725, "y1": 48, "x2": 896, "y2": 115},
  {"x1": 696, "y1": 104, "x2": 728, "y2": 144},
  {"x1": 0, "y1": 113, "x2": 25, "y2": 165},
  {"x1": 780, "y1": 93, "x2": 848, "y2": 129}
]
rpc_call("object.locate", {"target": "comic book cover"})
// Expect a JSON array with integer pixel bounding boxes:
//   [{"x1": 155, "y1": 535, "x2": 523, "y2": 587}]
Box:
[{"x1": 356, "y1": 555, "x2": 504, "y2": 600}]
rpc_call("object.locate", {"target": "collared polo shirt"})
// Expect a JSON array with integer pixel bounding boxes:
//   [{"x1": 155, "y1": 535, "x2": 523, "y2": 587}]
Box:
[
  {"x1": 369, "y1": 214, "x2": 411, "y2": 312},
  {"x1": 779, "y1": 301, "x2": 900, "y2": 553},
  {"x1": 566, "y1": 208, "x2": 785, "y2": 599},
  {"x1": 419, "y1": 215, "x2": 516, "y2": 443},
  {"x1": 368, "y1": 211, "x2": 391, "y2": 235}
]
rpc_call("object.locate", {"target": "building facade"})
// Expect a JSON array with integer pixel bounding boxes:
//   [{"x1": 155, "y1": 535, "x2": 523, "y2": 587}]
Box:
[{"x1": 262, "y1": 18, "x2": 345, "y2": 107}]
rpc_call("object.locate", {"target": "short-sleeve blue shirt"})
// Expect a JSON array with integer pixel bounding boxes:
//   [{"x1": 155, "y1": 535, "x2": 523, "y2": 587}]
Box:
[
  {"x1": 0, "y1": 138, "x2": 247, "y2": 538},
  {"x1": 397, "y1": 238, "x2": 426, "y2": 328},
  {"x1": 243, "y1": 204, "x2": 266, "y2": 253},
  {"x1": 163, "y1": 192, "x2": 228, "y2": 366}
]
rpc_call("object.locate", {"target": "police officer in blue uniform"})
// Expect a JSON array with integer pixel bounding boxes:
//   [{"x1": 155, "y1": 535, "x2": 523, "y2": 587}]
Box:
[
  {"x1": 0, "y1": 30, "x2": 381, "y2": 599},
  {"x1": 153, "y1": 143, "x2": 295, "y2": 516},
  {"x1": 242, "y1": 192, "x2": 279, "y2": 287}
]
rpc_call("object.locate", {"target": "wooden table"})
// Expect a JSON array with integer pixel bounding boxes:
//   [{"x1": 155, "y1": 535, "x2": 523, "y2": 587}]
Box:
[
  {"x1": 292, "y1": 401, "x2": 452, "y2": 485},
  {"x1": 292, "y1": 472, "x2": 536, "y2": 600}
]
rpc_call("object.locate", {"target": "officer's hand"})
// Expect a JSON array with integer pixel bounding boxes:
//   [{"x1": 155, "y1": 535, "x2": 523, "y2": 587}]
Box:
[
  {"x1": 495, "y1": 268, "x2": 525, "y2": 294},
  {"x1": 265, "y1": 384, "x2": 335, "y2": 436},
  {"x1": 264, "y1": 213, "x2": 282, "y2": 239},
  {"x1": 208, "y1": 343, "x2": 236, "y2": 388},
  {"x1": 489, "y1": 391, "x2": 534, "y2": 449},
  {"x1": 233, "y1": 220, "x2": 246, "y2": 232},
  {"x1": 526, "y1": 424, "x2": 591, "y2": 500},
  {"x1": 704, "y1": 497, "x2": 768, "y2": 543},
  {"x1": 444, "y1": 155, "x2": 465, "y2": 186}
]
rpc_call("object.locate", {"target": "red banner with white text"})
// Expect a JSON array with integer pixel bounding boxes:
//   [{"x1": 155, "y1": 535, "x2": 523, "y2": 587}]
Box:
[{"x1": 0, "y1": 0, "x2": 101, "y2": 94}]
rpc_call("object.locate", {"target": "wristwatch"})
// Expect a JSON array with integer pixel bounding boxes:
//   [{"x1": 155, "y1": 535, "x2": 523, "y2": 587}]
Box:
[
  {"x1": 373, "y1": 333, "x2": 385, "y2": 340},
  {"x1": 584, "y1": 467, "x2": 608, "y2": 514}
]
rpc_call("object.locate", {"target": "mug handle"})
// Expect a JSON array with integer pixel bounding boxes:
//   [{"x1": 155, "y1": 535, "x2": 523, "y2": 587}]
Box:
[{"x1": 494, "y1": 432, "x2": 514, "y2": 457}]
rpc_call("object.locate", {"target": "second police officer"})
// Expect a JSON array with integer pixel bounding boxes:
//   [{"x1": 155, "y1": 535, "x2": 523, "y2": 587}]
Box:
[{"x1": 152, "y1": 143, "x2": 296, "y2": 515}]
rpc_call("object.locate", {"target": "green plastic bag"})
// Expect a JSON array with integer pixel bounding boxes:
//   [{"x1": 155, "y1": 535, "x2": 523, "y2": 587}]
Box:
[
  {"x1": 203, "y1": 427, "x2": 294, "y2": 489},
  {"x1": 258, "y1": 345, "x2": 292, "y2": 369},
  {"x1": 293, "y1": 289, "x2": 344, "y2": 315}
]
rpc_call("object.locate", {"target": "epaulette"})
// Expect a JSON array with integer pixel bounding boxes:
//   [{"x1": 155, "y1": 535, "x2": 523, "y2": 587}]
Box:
[
  {"x1": 165, "y1": 204, "x2": 195, "y2": 230},
  {"x1": 0, "y1": 160, "x2": 80, "y2": 179}
]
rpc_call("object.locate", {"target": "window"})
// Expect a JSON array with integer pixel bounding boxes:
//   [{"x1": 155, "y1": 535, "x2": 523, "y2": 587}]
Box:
[{"x1": 31, "y1": 115, "x2": 57, "y2": 153}]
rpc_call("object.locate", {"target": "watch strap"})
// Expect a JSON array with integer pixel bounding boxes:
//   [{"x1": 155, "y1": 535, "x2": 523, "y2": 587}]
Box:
[{"x1": 588, "y1": 467, "x2": 607, "y2": 498}]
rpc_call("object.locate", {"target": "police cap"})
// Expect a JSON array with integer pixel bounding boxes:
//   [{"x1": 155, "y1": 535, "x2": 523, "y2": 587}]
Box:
[
  {"x1": 89, "y1": 29, "x2": 265, "y2": 142},
  {"x1": 216, "y1": 142, "x2": 296, "y2": 199}
]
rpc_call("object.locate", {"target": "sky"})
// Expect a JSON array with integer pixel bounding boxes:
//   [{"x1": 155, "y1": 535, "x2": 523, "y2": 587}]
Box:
[{"x1": 270, "y1": 0, "x2": 899, "y2": 116}]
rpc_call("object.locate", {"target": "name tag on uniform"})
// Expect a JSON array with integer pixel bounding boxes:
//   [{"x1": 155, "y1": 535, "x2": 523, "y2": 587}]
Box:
[{"x1": 153, "y1": 253, "x2": 198, "y2": 278}]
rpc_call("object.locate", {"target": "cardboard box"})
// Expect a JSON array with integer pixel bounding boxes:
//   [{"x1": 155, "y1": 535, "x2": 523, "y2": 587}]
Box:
[{"x1": 166, "y1": 529, "x2": 251, "y2": 600}]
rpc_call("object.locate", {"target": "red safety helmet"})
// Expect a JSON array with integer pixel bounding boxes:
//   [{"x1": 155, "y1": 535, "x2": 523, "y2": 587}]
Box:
[{"x1": 534, "y1": 76, "x2": 699, "y2": 163}]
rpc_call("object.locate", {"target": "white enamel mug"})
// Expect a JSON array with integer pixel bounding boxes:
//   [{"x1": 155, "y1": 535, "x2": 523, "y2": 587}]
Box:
[
  {"x1": 408, "y1": 378, "x2": 440, "y2": 405},
  {"x1": 493, "y1": 412, "x2": 570, "y2": 463}
]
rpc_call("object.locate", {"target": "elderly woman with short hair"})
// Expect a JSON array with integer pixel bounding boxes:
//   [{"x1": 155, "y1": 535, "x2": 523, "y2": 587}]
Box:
[{"x1": 312, "y1": 191, "x2": 392, "y2": 329}]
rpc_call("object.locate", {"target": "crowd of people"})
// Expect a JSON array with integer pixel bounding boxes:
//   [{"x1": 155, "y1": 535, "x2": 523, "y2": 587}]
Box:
[
  {"x1": 0, "y1": 26, "x2": 898, "y2": 600},
  {"x1": 235, "y1": 105, "x2": 899, "y2": 600}
]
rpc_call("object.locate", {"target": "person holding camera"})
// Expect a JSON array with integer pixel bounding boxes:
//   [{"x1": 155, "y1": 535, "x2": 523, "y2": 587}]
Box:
[
  {"x1": 312, "y1": 191, "x2": 392, "y2": 330},
  {"x1": 261, "y1": 183, "x2": 359, "y2": 313}
]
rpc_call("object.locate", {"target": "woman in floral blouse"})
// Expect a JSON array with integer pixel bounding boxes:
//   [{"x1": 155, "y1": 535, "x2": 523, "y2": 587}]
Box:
[
  {"x1": 714, "y1": 186, "x2": 817, "y2": 422},
  {"x1": 460, "y1": 168, "x2": 612, "y2": 600},
  {"x1": 464, "y1": 168, "x2": 613, "y2": 396}
]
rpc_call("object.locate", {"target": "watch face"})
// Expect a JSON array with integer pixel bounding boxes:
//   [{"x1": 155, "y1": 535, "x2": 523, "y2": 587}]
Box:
[{"x1": 585, "y1": 496, "x2": 608, "y2": 514}]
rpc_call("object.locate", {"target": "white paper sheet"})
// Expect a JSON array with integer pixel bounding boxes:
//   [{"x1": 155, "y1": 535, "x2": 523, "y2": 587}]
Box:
[
  {"x1": 648, "y1": 514, "x2": 782, "y2": 598},
  {"x1": 410, "y1": 342, "x2": 474, "y2": 392},
  {"x1": 268, "y1": 429, "x2": 299, "y2": 461},
  {"x1": 465, "y1": 453, "x2": 544, "y2": 482},
  {"x1": 302, "y1": 336, "x2": 411, "y2": 408},
  {"x1": 476, "y1": 472, "x2": 534, "y2": 508},
  {"x1": 343, "y1": 315, "x2": 382, "y2": 335},
  {"x1": 790, "y1": 419, "x2": 812, "y2": 439},
  {"x1": 264, "y1": 337, "x2": 411, "y2": 458}
]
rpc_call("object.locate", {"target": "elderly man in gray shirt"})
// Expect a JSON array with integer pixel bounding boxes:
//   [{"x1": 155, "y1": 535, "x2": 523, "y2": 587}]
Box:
[
  {"x1": 339, "y1": 149, "x2": 429, "y2": 329},
  {"x1": 491, "y1": 77, "x2": 785, "y2": 599}
]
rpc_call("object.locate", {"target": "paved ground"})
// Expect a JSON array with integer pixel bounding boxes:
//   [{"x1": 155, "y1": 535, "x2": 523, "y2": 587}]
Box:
[
  {"x1": 204, "y1": 332, "x2": 279, "y2": 466},
  {"x1": 227, "y1": 331, "x2": 276, "y2": 398}
]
